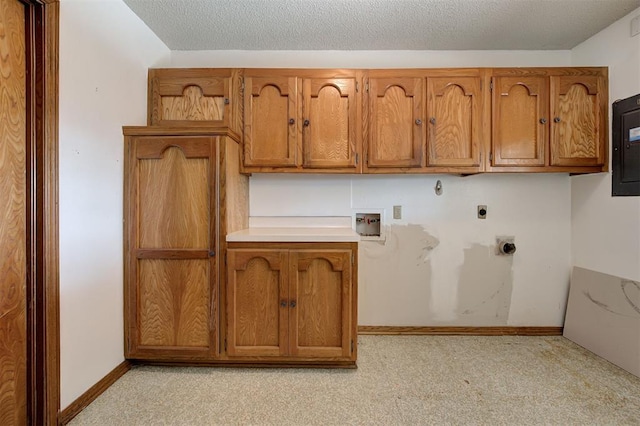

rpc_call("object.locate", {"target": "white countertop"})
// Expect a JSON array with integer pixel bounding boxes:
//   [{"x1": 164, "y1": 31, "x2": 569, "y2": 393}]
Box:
[{"x1": 226, "y1": 227, "x2": 360, "y2": 242}]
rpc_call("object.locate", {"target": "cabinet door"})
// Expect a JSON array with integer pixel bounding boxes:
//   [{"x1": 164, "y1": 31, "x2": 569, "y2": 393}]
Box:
[
  {"x1": 244, "y1": 76, "x2": 299, "y2": 167},
  {"x1": 550, "y1": 76, "x2": 605, "y2": 166},
  {"x1": 289, "y1": 250, "x2": 353, "y2": 359},
  {"x1": 226, "y1": 249, "x2": 289, "y2": 357},
  {"x1": 302, "y1": 78, "x2": 359, "y2": 169},
  {"x1": 126, "y1": 136, "x2": 216, "y2": 357},
  {"x1": 367, "y1": 77, "x2": 424, "y2": 168},
  {"x1": 427, "y1": 77, "x2": 482, "y2": 167},
  {"x1": 149, "y1": 70, "x2": 230, "y2": 126},
  {"x1": 492, "y1": 76, "x2": 548, "y2": 166}
]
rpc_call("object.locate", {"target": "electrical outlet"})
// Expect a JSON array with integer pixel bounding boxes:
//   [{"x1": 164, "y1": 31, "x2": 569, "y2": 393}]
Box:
[
  {"x1": 477, "y1": 205, "x2": 487, "y2": 219},
  {"x1": 393, "y1": 205, "x2": 402, "y2": 219}
]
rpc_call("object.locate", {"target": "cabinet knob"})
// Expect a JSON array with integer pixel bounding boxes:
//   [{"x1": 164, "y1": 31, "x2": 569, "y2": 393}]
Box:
[
  {"x1": 280, "y1": 300, "x2": 288, "y2": 308},
  {"x1": 539, "y1": 118, "x2": 547, "y2": 124},
  {"x1": 209, "y1": 250, "x2": 215, "y2": 257},
  {"x1": 303, "y1": 119, "x2": 310, "y2": 127},
  {"x1": 554, "y1": 117, "x2": 561, "y2": 123},
  {"x1": 224, "y1": 98, "x2": 230, "y2": 105},
  {"x1": 429, "y1": 117, "x2": 436, "y2": 125},
  {"x1": 289, "y1": 118, "x2": 295, "y2": 125},
  {"x1": 415, "y1": 118, "x2": 423, "y2": 125},
  {"x1": 290, "y1": 300, "x2": 297, "y2": 308}
]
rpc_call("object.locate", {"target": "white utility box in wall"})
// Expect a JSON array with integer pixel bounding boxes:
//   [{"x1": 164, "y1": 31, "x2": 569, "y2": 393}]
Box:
[{"x1": 353, "y1": 209, "x2": 385, "y2": 241}]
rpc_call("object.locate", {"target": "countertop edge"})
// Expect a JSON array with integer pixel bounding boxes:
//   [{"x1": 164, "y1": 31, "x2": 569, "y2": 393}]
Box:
[{"x1": 226, "y1": 227, "x2": 360, "y2": 243}]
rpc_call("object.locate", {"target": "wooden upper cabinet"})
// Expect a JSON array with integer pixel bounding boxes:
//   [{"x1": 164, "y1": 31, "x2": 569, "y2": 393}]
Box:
[
  {"x1": 492, "y1": 76, "x2": 548, "y2": 166},
  {"x1": 243, "y1": 76, "x2": 299, "y2": 168},
  {"x1": 148, "y1": 68, "x2": 242, "y2": 133},
  {"x1": 550, "y1": 75, "x2": 605, "y2": 167},
  {"x1": 302, "y1": 78, "x2": 359, "y2": 169},
  {"x1": 367, "y1": 77, "x2": 425, "y2": 168},
  {"x1": 145, "y1": 67, "x2": 607, "y2": 174},
  {"x1": 426, "y1": 77, "x2": 482, "y2": 167}
]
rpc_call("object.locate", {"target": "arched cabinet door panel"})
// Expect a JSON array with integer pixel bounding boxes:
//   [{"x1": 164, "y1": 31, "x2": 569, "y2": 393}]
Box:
[
  {"x1": 289, "y1": 250, "x2": 352, "y2": 358},
  {"x1": 303, "y1": 78, "x2": 359, "y2": 169},
  {"x1": 243, "y1": 76, "x2": 299, "y2": 168},
  {"x1": 492, "y1": 76, "x2": 548, "y2": 167},
  {"x1": 367, "y1": 77, "x2": 425, "y2": 168},
  {"x1": 226, "y1": 249, "x2": 289, "y2": 357},
  {"x1": 427, "y1": 77, "x2": 482, "y2": 167},
  {"x1": 550, "y1": 75, "x2": 605, "y2": 167}
]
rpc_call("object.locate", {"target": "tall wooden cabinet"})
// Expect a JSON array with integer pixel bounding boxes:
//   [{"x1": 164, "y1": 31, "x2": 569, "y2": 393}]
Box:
[
  {"x1": 225, "y1": 243, "x2": 357, "y2": 363},
  {"x1": 123, "y1": 127, "x2": 248, "y2": 361}
]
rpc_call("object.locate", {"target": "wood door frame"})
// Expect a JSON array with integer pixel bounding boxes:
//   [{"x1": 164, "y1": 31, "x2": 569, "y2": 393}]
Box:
[{"x1": 22, "y1": 0, "x2": 59, "y2": 424}]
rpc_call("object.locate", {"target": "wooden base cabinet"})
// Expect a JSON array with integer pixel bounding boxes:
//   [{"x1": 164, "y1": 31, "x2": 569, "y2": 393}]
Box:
[
  {"x1": 225, "y1": 243, "x2": 357, "y2": 365},
  {"x1": 123, "y1": 127, "x2": 248, "y2": 362}
]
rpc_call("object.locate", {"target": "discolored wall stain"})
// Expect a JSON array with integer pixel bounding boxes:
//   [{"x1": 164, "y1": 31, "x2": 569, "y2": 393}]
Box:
[
  {"x1": 359, "y1": 224, "x2": 439, "y2": 325},
  {"x1": 580, "y1": 278, "x2": 640, "y2": 318},
  {"x1": 454, "y1": 244, "x2": 514, "y2": 325}
]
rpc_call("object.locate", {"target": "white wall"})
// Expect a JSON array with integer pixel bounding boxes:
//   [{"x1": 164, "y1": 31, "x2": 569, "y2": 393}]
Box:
[
  {"x1": 169, "y1": 50, "x2": 574, "y2": 327},
  {"x1": 59, "y1": 0, "x2": 169, "y2": 409},
  {"x1": 169, "y1": 50, "x2": 570, "y2": 68},
  {"x1": 251, "y1": 174, "x2": 571, "y2": 326},
  {"x1": 571, "y1": 7, "x2": 640, "y2": 282}
]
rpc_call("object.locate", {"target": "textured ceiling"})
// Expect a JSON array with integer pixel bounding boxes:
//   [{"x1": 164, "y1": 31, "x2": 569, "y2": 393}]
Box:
[{"x1": 122, "y1": 0, "x2": 640, "y2": 51}]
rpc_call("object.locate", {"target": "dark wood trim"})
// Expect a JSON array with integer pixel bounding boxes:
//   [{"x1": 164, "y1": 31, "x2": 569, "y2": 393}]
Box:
[
  {"x1": 22, "y1": 0, "x2": 59, "y2": 424},
  {"x1": 357, "y1": 326, "x2": 563, "y2": 336},
  {"x1": 24, "y1": 0, "x2": 39, "y2": 421},
  {"x1": 135, "y1": 360, "x2": 356, "y2": 369},
  {"x1": 58, "y1": 361, "x2": 132, "y2": 425},
  {"x1": 43, "y1": 2, "x2": 60, "y2": 425}
]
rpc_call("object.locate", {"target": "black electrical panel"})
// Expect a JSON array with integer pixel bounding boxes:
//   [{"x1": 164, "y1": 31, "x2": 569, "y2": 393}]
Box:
[{"x1": 612, "y1": 93, "x2": 640, "y2": 196}]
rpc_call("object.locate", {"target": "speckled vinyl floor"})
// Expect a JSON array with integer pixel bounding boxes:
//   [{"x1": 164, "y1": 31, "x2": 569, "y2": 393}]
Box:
[{"x1": 68, "y1": 336, "x2": 640, "y2": 425}]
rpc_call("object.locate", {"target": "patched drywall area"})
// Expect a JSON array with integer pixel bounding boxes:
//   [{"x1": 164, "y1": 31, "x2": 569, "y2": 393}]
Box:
[
  {"x1": 359, "y1": 232, "x2": 515, "y2": 326},
  {"x1": 359, "y1": 225, "x2": 439, "y2": 325},
  {"x1": 455, "y1": 244, "x2": 513, "y2": 325}
]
